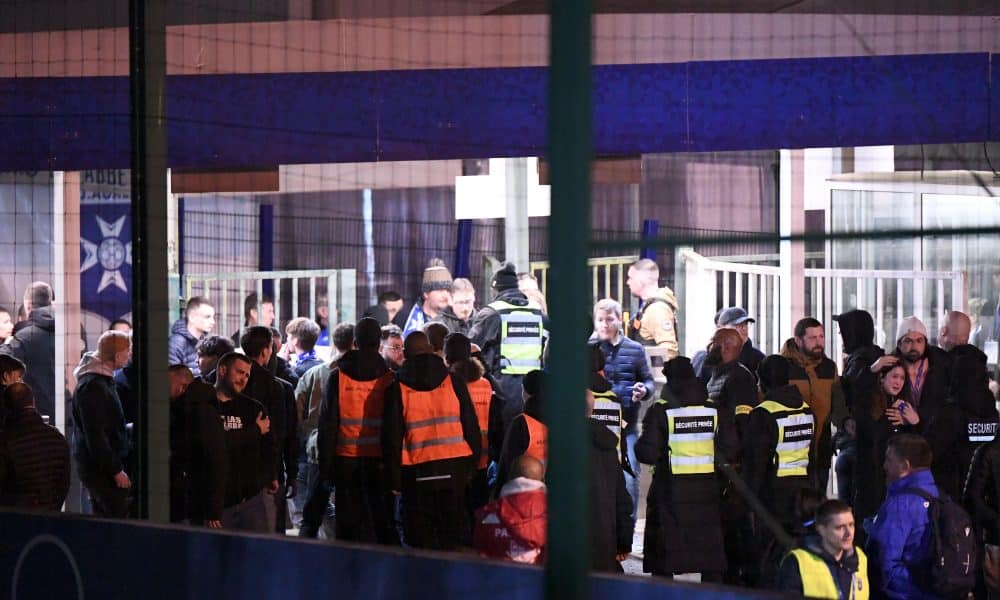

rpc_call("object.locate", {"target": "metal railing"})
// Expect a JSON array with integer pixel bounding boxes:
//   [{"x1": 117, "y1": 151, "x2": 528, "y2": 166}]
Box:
[
  {"x1": 677, "y1": 248, "x2": 966, "y2": 359},
  {"x1": 528, "y1": 255, "x2": 639, "y2": 307},
  {"x1": 183, "y1": 268, "x2": 356, "y2": 337}
]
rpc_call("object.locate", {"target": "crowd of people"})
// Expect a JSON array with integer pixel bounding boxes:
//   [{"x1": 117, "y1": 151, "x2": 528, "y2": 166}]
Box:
[{"x1": 3, "y1": 259, "x2": 1000, "y2": 599}]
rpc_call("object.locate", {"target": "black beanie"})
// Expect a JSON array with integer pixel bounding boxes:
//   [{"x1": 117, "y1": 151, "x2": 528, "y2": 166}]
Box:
[
  {"x1": 444, "y1": 332, "x2": 472, "y2": 364},
  {"x1": 491, "y1": 263, "x2": 519, "y2": 292},
  {"x1": 354, "y1": 317, "x2": 382, "y2": 350},
  {"x1": 757, "y1": 354, "x2": 791, "y2": 392}
]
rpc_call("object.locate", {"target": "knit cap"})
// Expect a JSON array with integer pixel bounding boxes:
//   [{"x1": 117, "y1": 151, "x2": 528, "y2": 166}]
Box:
[
  {"x1": 895, "y1": 315, "x2": 928, "y2": 342},
  {"x1": 491, "y1": 263, "x2": 519, "y2": 292},
  {"x1": 422, "y1": 258, "x2": 453, "y2": 293}
]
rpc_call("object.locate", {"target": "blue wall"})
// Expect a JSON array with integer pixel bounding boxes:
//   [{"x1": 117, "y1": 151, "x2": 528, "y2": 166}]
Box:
[
  {"x1": 0, "y1": 53, "x2": 995, "y2": 171},
  {"x1": 0, "y1": 511, "x2": 772, "y2": 599}
]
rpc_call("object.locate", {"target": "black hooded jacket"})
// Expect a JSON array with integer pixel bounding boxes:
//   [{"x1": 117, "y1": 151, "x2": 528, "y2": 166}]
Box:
[
  {"x1": 3, "y1": 306, "x2": 56, "y2": 419},
  {"x1": 589, "y1": 419, "x2": 635, "y2": 573},
  {"x1": 927, "y1": 351, "x2": 999, "y2": 502},
  {"x1": 468, "y1": 288, "x2": 546, "y2": 377},
  {"x1": 382, "y1": 353, "x2": 481, "y2": 492},
  {"x1": 835, "y1": 310, "x2": 884, "y2": 414},
  {"x1": 243, "y1": 361, "x2": 296, "y2": 484},
  {"x1": 170, "y1": 379, "x2": 227, "y2": 522},
  {"x1": 636, "y1": 376, "x2": 736, "y2": 575},
  {"x1": 317, "y1": 349, "x2": 391, "y2": 481}
]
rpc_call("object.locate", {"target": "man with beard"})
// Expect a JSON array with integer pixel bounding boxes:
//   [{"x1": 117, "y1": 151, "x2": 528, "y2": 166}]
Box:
[
  {"x1": 781, "y1": 317, "x2": 847, "y2": 493},
  {"x1": 869, "y1": 316, "x2": 951, "y2": 427},
  {"x1": 215, "y1": 352, "x2": 275, "y2": 532},
  {"x1": 379, "y1": 325, "x2": 404, "y2": 371}
]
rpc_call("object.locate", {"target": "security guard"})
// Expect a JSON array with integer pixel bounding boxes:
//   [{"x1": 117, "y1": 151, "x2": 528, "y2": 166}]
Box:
[
  {"x1": 636, "y1": 357, "x2": 738, "y2": 580},
  {"x1": 382, "y1": 331, "x2": 481, "y2": 550},
  {"x1": 319, "y1": 317, "x2": 397, "y2": 544},
  {"x1": 468, "y1": 263, "x2": 547, "y2": 429},
  {"x1": 496, "y1": 369, "x2": 547, "y2": 493},
  {"x1": 776, "y1": 499, "x2": 869, "y2": 599},
  {"x1": 743, "y1": 355, "x2": 815, "y2": 530},
  {"x1": 588, "y1": 343, "x2": 627, "y2": 465}
]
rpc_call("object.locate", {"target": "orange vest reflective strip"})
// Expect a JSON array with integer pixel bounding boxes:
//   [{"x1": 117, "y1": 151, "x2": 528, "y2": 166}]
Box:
[
  {"x1": 401, "y1": 376, "x2": 472, "y2": 466},
  {"x1": 336, "y1": 372, "x2": 393, "y2": 458},
  {"x1": 467, "y1": 378, "x2": 493, "y2": 470},
  {"x1": 523, "y1": 414, "x2": 548, "y2": 465}
]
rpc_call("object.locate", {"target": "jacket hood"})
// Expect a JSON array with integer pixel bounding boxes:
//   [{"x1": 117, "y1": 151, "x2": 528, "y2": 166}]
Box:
[
  {"x1": 25, "y1": 306, "x2": 56, "y2": 332},
  {"x1": 888, "y1": 468, "x2": 937, "y2": 496},
  {"x1": 395, "y1": 353, "x2": 450, "y2": 391},
  {"x1": 496, "y1": 478, "x2": 547, "y2": 548},
  {"x1": 589, "y1": 419, "x2": 619, "y2": 451},
  {"x1": 170, "y1": 318, "x2": 198, "y2": 342},
  {"x1": 834, "y1": 310, "x2": 875, "y2": 354},
  {"x1": 660, "y1": 379, "x2": 708, "y2": 407},
  {"x1": 337, "y1": 349, "x2": 390, "y2": 381},
  {"x1": 650, "y1": 286, "x2": 679, "y2": 310},
  {"x1": 73, "y1": 351, "x2": 116, "y2": 378},
  {"x1": 763, "y1": 384, "x2": 805, "y2": 409},
  {"x1": 492, "y1": 289, "x2": 530, "y2": 307}
]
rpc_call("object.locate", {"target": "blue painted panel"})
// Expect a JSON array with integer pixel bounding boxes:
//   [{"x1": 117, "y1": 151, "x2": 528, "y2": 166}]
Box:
[
  {"x1": 0, "y1": 512, "x2": 770, "y2": 599},
  {"x1": 0, "y1": 53, "x2": 995, "y2": 171},
  {"x1": 992, "y1": 56, "x2": 1000, "y2": 141},
  {"x1": 687, "y1": 53, "x2": 991, "y2": 151}
]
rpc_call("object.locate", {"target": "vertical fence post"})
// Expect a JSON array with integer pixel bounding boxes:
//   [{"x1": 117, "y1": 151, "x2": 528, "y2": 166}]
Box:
[
  {"x1": 259, "y1": 204, "x2": 274, "y2": 300},
  {"x1": 640, "y1": 218, "x2": 659, "y2": 261},
  {"x1": 129, "y1": 0, "x2": 169, "y2": 522},
  {"x1": 546, "y1": 2, "x2": 592, "y2": 599},
  {"x1": 454, "y1": 220, "x2": 473, "y2": 278}
]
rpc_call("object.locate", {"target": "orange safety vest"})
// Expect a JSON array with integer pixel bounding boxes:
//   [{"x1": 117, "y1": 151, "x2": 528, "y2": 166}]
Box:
[
  {"x1": 523, "y1": 414, "x2": 548, "y2": 465},
  {"x1": 401, "y1": 376, "x2": 473, "y2": 466},
  {"x1": 336, "y1": 372, "x2": 393, "y2": 458},
  {"x1": 467, "y1": 378, "x2": 493, "y2": 470}
]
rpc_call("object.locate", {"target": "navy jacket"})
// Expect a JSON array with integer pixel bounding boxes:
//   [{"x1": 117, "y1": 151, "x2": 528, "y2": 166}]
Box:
[
  {"x1": 866, "y1": 469, "x2": 942, "y2": 600},
  {"x1": 167, "y1": 319, "x2": 201, "y2": 376},
  {"x1": 595, "y1": 336, "x2": 654, "y2": 425}
]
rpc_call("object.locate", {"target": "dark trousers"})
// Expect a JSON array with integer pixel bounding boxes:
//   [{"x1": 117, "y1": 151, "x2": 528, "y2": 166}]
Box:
[
  {"x1": 81, "y1": 473, "x2": 130, "y2": 518},
  {"x1": 402, "y1": 473, "x2": 469, "y2": 551},
  {"x1": 334, "y1": 457, "x2": 398, "y2": 545},
  {"x1": 299, "y1": 472, "x2": 334, "y2": 537}
]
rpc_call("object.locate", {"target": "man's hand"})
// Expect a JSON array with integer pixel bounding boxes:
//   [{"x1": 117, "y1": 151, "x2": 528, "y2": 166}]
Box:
[
  {"x1": 114, "y1": 471, "x2": 131, "y2": 489},
  {"x1": 631, "y1": 382, "x2": 647, "y2": 402},
  {"x1": 266, "y1": 480, "x2": 279, "y2": 494},
  {"x1": 206, "y1": 520, "x2": 222, "y2": 529},
  {"x1": 285, "y1": 481, "x2": 297, "y2": 499},
  {"x1": 256, "y1": 412, "x2": 271, "y2": 435},
  {"x1": 615, "y1": 552, "x2": 630, "y2": 562},
  {"x1": 870, "y1": 355, "x2": 899, "y2": 373}
]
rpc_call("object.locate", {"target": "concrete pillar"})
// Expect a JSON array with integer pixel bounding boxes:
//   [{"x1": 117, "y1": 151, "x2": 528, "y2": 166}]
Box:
[
  {"x1": 504, "y1": 157, "x2": 530, "y2": 272},
  {"x1": 780, "y1": 150, "x2": 806, "y2": 345},
  {"x1": 53, "y1": 171, "x2": 83, "y2": 435}
]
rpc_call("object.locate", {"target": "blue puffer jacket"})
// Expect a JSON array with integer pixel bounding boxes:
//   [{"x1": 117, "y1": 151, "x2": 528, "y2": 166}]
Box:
[
  {"x1": 168, "y1": 319, "x2": 201, "y2": 376},
  {"x1": 595, "y1": 336, "x2": 654, "y2": 423},
  {"x1": 866, "y1": 469, "x2": 941, "y2": 600}
]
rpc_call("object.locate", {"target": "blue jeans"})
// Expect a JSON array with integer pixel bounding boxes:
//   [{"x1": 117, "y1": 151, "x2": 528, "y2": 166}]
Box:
[{"x1": 623, "y1": 425, "x2": 640, "y2": 521}]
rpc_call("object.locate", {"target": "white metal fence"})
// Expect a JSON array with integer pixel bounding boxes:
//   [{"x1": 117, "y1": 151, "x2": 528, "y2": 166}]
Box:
[
  {"x1": 183, "y1": 268, "x2": 356, "y2": 338},
  {"x1": 677, "y1": 248, "x2": 966, "y2": 360}
]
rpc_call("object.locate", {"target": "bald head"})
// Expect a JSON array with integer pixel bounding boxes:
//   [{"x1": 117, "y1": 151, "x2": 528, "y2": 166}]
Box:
[
  {"x1": 510, "y1": 455, "x2": 545, "y2": 481},
  {"x1": 403, "y1": 331, "x2": 434, "y2": 359},
  {"x1": 939, "y1": 310, "x2": 972, "y2": 351}
]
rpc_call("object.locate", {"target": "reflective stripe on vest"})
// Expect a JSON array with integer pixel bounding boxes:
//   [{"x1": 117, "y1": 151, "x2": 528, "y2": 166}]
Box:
[
  {"x1": 757, "y1": 399, "x2": 813, "y2": 478},
  {"x1": 489, "y1": 300, "x2": 544, "y2": 375},
  {"x1": 968, "y1": 420, "x2": 999, "y2": 443},
  {"x1": 665, "y1": 404, "x2": 717, "y2": 475},
  {"x1": 590, "y1": 390, "x2": 622, "y2": 462},
  {"x1": 523, "y1": 414, "x2": 548, "y2": 465},
  {"x1": 467, "y1": 378, "x2": 493, "y2": 470},
  {"x1": 335, "y1": 372, "x2": 393, "y2": 458},
  {"x1": 790, "y1": 547, "x2": 869, "y2": 600},
  {"x1": 401, "y1": 377, "x2": 472, "y2": 466}
]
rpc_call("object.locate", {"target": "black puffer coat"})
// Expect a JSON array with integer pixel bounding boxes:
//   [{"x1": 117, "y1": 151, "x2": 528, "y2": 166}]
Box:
[{"x1": 636, "y1": 375, "x2": 737, "y2": 576}]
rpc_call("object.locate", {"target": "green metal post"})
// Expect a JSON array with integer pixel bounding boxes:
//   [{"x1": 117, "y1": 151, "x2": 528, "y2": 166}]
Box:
[
  {"x1": 546, "y1": 2, "x2": 592, "y2": 600},
  {"x1": 129, "y1": 0, "x2": 170, "y2": 522}
]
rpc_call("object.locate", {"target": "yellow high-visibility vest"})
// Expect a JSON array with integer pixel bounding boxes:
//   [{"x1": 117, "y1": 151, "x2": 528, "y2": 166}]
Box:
[
  {"x1": 489, "y1": 300, "x2": 545, "y2": 376},
  {"x1": 789, "y1": 547, "x2": 869, "y2": 600},
  {"x1": 756, "y1": 399, "x2": 813, "y2": 477},
  {"x1": 665, "y1": 403, "x2": 717, "y2": 475}
]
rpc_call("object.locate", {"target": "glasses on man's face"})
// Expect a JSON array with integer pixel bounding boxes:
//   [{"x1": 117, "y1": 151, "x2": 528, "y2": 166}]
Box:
[{"x1": 384, "y1": 345, "x2": 403, "y2": 353}]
